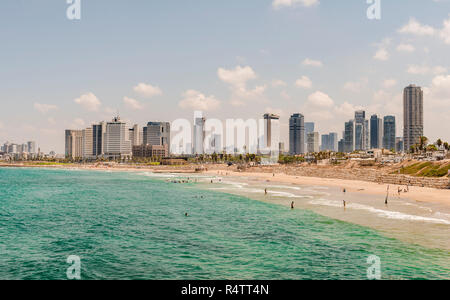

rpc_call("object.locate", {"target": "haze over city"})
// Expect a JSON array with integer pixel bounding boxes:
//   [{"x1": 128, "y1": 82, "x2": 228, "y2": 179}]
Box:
[{"x1": 1, "y1": 0, "x2": 450, "y2": 153}]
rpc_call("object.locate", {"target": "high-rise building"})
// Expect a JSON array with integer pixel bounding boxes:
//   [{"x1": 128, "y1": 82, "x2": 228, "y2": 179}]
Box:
[
  {"x1": 344, "y1": 120, "x2": 355, "y2": 153},
  {"x1": 329, "y1": 133, "x2": 338, "y2": 152},
  {"x1": 93, "y1": 122, "x2": 106, "y2": 157},
  {"x1": 65, "y1": 130, "x2": 83, "y2": 159},
  {"x1": 354, "y1": 110, "x2": 369, "y2": 150},
  {"x1": 370, "y1": 115, "x2": 383, "y2": 149},
  {"x1": 104, "y1": 116, "x2": 132, "y2": 160},
  {"x1": 383, "y1": 116, "x2": 396, "y2": 151},
  {"x1": 27, "y1": 141, "x2": 36, "y2": 154},
  {"x1": 193, "y1": 112, "x2": 206, "y2": 155},
  {"x1": 304, "y1": 122, "x2": 315, "y2": 151},
  {"x1": 321, "y1": 134, "x2": 329, "y2": 151},
  {"x1": 129, "y1": 124, "x2": 141, "y2": 147},
  {"x1": 264, "y1": 113, "x2": 280, "y2": 149},
  {"x1": 338, "y1": 139, "x2": 344, "y2": 153},
  {"x1": 143, "y1": 122, "x2": 170, "y2": 154},
  {"x1": 289, "y1": 113, "x2": 305, "y2": 155},
  {"x1": 82, "y1": 127, "x2": 93, "y2": 159},
  {"x1": 403, "y1": 84, "x2": 424, "y2": 152},
  {"x1": 396, "y1": 137, "x2": 404, "y2": 153},
  {"x1": 307, "y1": 132, "x2": 319, "y2": 153}
]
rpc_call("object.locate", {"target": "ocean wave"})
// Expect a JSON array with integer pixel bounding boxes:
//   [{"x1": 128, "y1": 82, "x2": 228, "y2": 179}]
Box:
[{"x1": 309, "y1": 199, "x2": 450, "y2": 225}]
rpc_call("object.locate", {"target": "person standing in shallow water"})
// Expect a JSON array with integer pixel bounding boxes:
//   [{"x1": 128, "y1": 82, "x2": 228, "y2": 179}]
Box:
[{"x1": 291, "y1": 201, "x2": 295, "y2": 210}]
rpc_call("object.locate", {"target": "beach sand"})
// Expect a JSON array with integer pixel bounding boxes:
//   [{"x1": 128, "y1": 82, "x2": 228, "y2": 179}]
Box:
[{"x1": 204, "y1": 170, "x2": 450, "y2": 207}]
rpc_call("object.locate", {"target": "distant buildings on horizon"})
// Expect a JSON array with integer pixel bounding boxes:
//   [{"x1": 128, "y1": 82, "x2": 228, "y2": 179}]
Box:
[{"x1": 62, "y1": 84, "x2": 426, "y2": 159}]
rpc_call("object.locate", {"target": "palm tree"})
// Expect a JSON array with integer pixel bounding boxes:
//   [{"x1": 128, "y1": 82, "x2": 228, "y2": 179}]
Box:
[
  {"x1": 419, "y1": 136, "x2": 428, "y2": 152},
  {"x1": 444, "y1": 142, "x2": 449, "y2": 151},
  {"x1": 437, "y1": 139, "x2": 443, "y2": 149}
]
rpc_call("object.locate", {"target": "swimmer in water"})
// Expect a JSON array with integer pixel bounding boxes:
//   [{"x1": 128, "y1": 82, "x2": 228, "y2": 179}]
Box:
[{"x1": 185, "y1": 213, "x2": 188, "y2": 217}]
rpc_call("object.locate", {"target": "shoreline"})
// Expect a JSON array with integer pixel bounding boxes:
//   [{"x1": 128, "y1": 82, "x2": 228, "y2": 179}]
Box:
[{"x1": 1, "y1": 162, "x2": 449, "y2": 207}]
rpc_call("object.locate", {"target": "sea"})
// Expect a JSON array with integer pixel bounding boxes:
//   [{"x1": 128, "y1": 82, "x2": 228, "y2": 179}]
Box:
[{"x1": 0, "y1": 167, "x2": 449, "y2": 280}]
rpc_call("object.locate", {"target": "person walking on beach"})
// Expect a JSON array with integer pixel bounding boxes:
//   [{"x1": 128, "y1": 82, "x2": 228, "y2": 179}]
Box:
[
  {"x1": 264, "y1": 188, "x2": 268, "y2": 195},
  {"x1": 343, "y1": 200, "x2": 346, "y2": 209}
]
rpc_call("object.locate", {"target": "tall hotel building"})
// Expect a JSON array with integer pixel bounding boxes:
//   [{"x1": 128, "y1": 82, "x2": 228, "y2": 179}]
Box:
[
  {"x1": 370, "y1": 114, "x2": 383, "y2": 149},
  {"x1": 289, "y1": 113, "x2": 305, "y2": 155},
  {"x1": 263, "y1": 113, "x2": 280, "y2": 150},
  {"x1": 143, "y1": 122, "x2": 170, "y2": 152},
  {"x1": 403, "y1": 84, "x2": 424, "y2": 152},
  {"x1": 93, "y1": 121, "x2": 106, "y2": 157},
  {"x1": 104, "y1": 116, "x2": 132, "y2": 160},
  {"x1": 65, "y1": 130, "x2": 83, "y2": 159},
  {"x1": 383, "y1": 116, "x2": 396, "y2": 151},
  {"x1": 193, "y1": 111, "x2": 206, "y2": 155}
]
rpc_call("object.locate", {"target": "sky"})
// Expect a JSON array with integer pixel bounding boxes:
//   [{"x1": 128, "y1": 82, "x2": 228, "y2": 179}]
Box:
[{"x1": 0, "y1": 0, "x2": 449, "y2": 153}]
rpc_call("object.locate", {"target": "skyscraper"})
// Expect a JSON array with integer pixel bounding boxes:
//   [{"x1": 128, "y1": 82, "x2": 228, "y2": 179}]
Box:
[
  {"x1": 403, "y1": 84, "x2": 424, "y2": 152},
  {"x1": 65, "y1": 130, "x2": 83, "y2": 159},
  {"x1": 321, "y1": 134, "x2": 329, "y2": 151},
  {"x1": 193, "y1": 112, "x2": 206, "y2": 155},
  {"x1": 383, "y1": 116, "x2": 396, "y2": 151},
  {"x1": 354, "y1": 110, "x2": 369, "y2": 150},
  {"x1": 307, "y1": 132, "x2": 319, "y2": 153},
  {"x1": 93, "y1": 122, "x2": 106, "y2": 157},
  {"x1": 344, "y1": 120, "x2": 355, "y2": 153},
  {"x1": 264, "y1": 113, "x2": 280, "y2": 149},
  {"x1": 104, "y1": 116, "x2": 132, "y2": 160},
  {"x1": 370, "y1": 114, "x2": 383, "y2": 149},
  {"x1": 129, "y1": 124, "x2": 141, "y2": 147},
  {"x1": 328, "y1": 133, "x2": 338, "y2": 152},
  {"x1": 289, "y1": 113, "x2": 305, "y2": 155},
  {"x1": 143, "y1": 122, "x2": 170, "y2": 153},
  {"x1": 27, "y1": 141, "x2": 36, "y2": 154},
  {"x1": 304, "y1": 122, "x2": 315, "y2": 151},
  {"x1": 82, "y1": 127, "x2": 93, "y2": 159}
]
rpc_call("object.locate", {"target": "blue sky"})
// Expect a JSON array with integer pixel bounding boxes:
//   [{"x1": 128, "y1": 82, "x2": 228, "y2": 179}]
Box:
[{"x1": 1, "y1": 0, "x2": 450, "y2": 153}]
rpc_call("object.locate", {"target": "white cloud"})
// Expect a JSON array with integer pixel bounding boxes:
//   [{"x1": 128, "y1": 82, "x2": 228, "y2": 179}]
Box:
[
  {"x1": 74, "y1": 93, "x2": 101, "y2": 112},
  {"x1": 383, "y1": 79, "x2": 397, "y2": 89},
  {"x1": 272, "y1": 79, "x2": 287, "y2": 87},
  {"x1": 47, "y1": 117, "x2": 56, "y2": 125},
  {"x1": 440, "y1": 16, "x2": 450, "y2": 44},
  {"x1": 295, "y1": 76, "x2": 312, "y2": 89},
  {"x1": 272, "y1": 0, "x2": 319, "y2": 9},
  {"x1": 302, "y1": 58, "x2": 323, "y2": 67},
  {"x1": 343, "y1": 79, "x2": 368, "y2": 93},
  {"x1": 133, "y1": 83, "x2": 163, "y2": 98},
  {"x1": 218, "y1": 66, "x2": 257, "y2": 88},
  {"x1": 396, "y1": 43, "x2": 415, "y2": 53},
  {"x1": 123, "y1": 97, "x2": 144, "y2": 110},
  {"x1": 218, "y1": 66, "x2": 266, "y2": 106},
  {"x1": 374, "y1": 48, "x2": 389, "y2": 61},
  {"x1": 0, "y1": 121, "x2": 4, "y2": 130},
  {"x1": 34, "y1": 103, "x2": 58, "y2": 114},
  {"x1": 407, "y1": 65, "x2": 447, "y2": 75},
  {"x1": 398, "y1": 18, "x2": 435, "y2": 36},
  {"x1": 179, "y1": 90, "x2": 221, "y2": 111},
  {"x1": 307, "y1": 91, "x2": 334, "y2": 108}
]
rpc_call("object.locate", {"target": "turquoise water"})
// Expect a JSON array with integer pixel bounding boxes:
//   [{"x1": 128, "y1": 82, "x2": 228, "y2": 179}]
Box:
[{"x1": 0, "y1": 167, "x2": 449, "y2": 280}]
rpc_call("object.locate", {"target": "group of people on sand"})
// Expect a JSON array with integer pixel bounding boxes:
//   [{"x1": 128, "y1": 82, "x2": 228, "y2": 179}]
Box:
[{"x1": 342, "y1": 183, "x2": 411, "y2": 209}]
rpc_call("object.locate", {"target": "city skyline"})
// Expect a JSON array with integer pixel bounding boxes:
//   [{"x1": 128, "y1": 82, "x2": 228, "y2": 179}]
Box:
[{"x1": 1, "y1": 1, "x2": 450, "y2": 153}]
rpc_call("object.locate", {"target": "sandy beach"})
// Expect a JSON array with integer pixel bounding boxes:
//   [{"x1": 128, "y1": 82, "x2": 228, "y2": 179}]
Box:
[{"x1": 204, "y1": 169, "x2": 450, "y2": 207}]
